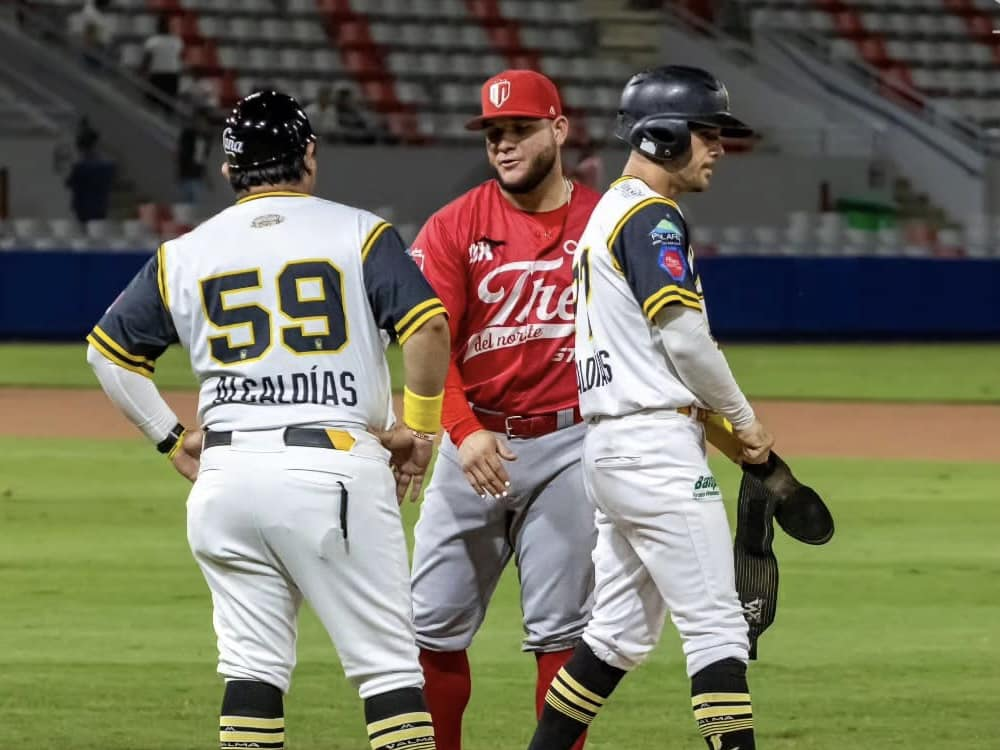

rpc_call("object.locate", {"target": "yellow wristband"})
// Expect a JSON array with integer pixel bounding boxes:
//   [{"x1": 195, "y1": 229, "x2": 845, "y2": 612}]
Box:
[
  {"x1": 166, "y1": 428, "x2": 187, "y2": 460},
  {"x1": 403, "y1": 386, "x2": 443, "y2": 435}
]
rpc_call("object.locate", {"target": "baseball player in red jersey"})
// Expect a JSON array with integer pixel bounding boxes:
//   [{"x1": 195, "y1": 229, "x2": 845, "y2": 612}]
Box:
[{"x1": 408, "y1": 70, "x2": 601, "y2": 750}]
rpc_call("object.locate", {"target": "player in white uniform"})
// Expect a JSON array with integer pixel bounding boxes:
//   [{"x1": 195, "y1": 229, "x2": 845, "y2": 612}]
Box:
[
  {"x1": 527, "y1": 67, "x2": 775, "y2": 750},
  {"x1": 86, "y1": 91, "x2": 450, "y2": 750}
]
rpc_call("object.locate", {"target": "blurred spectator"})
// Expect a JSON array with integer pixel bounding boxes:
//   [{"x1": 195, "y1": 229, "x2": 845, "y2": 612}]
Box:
[
  {"x1": 303, "y1": 85, "x2": 340, "y2": 138},
  {"x1": 65, "y1": 126, "x2": 115, "y2": 224},
  {"x1": 68, "y1": 0, "x2": 113, "y2": 68},
  {"x1": 334, "y1": 86, "x2": 378, "y2": 144},
  {"x1": 142, "y1": 14, "x2": 183, "y2": 109},
  {"x1": 568, "y1": 138, "x2": 605, "y2": 191},
  {"x1": 177, "y1": 108, "x2": 212, "y2": 205}
]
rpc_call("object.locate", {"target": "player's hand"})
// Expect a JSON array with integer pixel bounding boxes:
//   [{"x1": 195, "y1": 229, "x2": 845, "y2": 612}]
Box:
[
  {"x1": 372, "y1": 425, "x2": 435, "y2": 504},
  {"x1": 458, "y1": 430, "x2": 517, "y2": 498},
  {"x1": 395, "y1": 434, "x2": 435, "y2": 504},
  {"x1": 171, "y1": 428, "x2": 204, "y2": 482},
  {"x1": 734, "y1": 419, "x2": 773, "y2": 465}
]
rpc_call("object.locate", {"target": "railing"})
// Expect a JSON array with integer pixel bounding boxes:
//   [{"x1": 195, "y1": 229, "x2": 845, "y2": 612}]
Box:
[{"x1": 6, "y1": 3, "x2": 191, "y2": 130}]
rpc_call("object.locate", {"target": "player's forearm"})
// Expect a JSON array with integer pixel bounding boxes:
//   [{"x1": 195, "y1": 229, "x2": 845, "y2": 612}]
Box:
[
  {"x1": 654, "y1": 307, "x2": 755, "y2": 429},
  {"x1": 442, "y1": 360, "x2": 483, "y2": 446},
  {"x1": 86, "y1": 344, "x2": 180, "y2": 443},
  {"x1": 400, "y1": 313, "x2": 450, "y2": 434}
]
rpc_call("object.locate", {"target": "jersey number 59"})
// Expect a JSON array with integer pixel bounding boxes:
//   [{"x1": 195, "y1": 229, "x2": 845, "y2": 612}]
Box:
[{"x1": 200, "y1": 259, "x2": 348, "y2": 365}]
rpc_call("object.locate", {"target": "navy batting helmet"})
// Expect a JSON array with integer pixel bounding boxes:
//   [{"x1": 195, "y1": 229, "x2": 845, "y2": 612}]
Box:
[
  {"x1": 222, "y1": 90, "x2": 316, "y2": 172},
  {"x1": 614, "y1": 66, "x2": 752, "y2": 162}
]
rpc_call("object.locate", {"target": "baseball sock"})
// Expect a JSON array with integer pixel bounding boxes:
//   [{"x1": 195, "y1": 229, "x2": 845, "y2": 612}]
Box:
[
  {"x1": 527, "y1": 641, "x2": 625, "y2": 750},
  {"x1": 219, "y1": 679, "x2": 284, "y2": 750},
  {"x1": 535, "y1": 649, "x2": 588, "y2": 750},
  {"x1": 690, "y1": 657, "x2": 755, "y2": 750},
  {"x1": 419, "y1": 648, "x2": 470, "y2": 750},
  {"x1": 365, "y1": 686, "x2": 436, "y2": 750}
]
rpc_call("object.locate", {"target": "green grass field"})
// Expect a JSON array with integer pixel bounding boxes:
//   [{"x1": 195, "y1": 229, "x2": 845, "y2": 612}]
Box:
[
  {"x1": 2, "y1": 342, "x2": 999, "y2": 748},
  {"x1": 2, "y1": 342, "x2": 999, "y2": 401},
  {"x1": 2, "y1": 438, "x2": 998, "y2": 749}
]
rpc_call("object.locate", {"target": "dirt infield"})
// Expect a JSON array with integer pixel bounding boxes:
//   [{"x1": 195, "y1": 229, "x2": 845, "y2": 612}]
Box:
[{"x1": 2, "y1": 387, "x2": 997, "y2": 462}]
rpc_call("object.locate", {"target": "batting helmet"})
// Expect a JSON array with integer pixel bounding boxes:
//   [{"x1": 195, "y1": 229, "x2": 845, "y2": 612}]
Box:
[
  {"x1": 222, "y1": 90, "x2": 316, "y2": 172},
  {"x1": 614, "y1": 65, "x2": 752, "y2": 162}
]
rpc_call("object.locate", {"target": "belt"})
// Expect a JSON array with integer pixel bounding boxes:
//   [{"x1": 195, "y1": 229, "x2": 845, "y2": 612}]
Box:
[
  {"x1": 472, "y1": 405, "x2": 582, "y2": 439},
  {"x1": 203, "y1": 427, "x2": 357, "y2": 451},
  {"x1": 588, "y1": 406, "x2": 709, "y2": 424},
  {"x1": 677, "y1": 405, "x2": 710, "y2": 422}
]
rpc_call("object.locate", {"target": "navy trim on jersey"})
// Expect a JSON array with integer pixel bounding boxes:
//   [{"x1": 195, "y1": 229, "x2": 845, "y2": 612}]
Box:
[
  {"x1": 609, "y1": 200, "x2": 703, "y2": 320},
  {"x1": 363, "y1": 224, "x2": 447, "y2": 342},
  {"x1": 88, "y1": 254, "x2": 179, "y2": 375}
]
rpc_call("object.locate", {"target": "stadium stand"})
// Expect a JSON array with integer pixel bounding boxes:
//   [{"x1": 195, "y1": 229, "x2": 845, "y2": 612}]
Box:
[
  {"x1": 2, "y1": 0, "x2": 997, "y2": 258},
  {"x1": 742, "y1": 0, "x2": 1000, "y2": 130}
]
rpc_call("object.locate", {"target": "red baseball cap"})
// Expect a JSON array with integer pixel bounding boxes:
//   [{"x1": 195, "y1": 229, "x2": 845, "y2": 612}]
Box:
[{"x1": 465, "y1": 69, "x2": 563, "y2": 130}]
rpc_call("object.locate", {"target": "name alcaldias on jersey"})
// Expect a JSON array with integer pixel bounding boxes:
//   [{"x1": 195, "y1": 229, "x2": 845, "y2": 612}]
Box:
[
  {"x1": 576, "y1": 348, "x2": 613, "y2": 394},
  {"x1": 464, "y1": 257, "x2": 575, "y2": 361},
  {"x1": 210, "y1": 366, "x2": 358, "y2": 407}
]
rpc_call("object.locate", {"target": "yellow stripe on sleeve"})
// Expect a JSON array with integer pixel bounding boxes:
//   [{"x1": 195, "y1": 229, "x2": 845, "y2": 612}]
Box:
[
  {"x1": 396, "y1": 303, "x2": 447, "y2": 346},
  {"x1": 91, "y1": 325, "x2": 154, "y2": 366},
  {"x1": 395, "y1": 297, "x2": 443, "y2": 334},
  {"x1": 361, "y1": 221, "x2": 392, "y2": 262},
  {"x1": 645, "y1": 294, "x2": 703, "y2": 320},
  {"x1": 86, "y1": 333, "x2": 154, "y2": 378},
  {"x1": 605, "y1": 196, "x2": 681, "y2": 273},
  {"x1": 642, "y1": 284, "x2": 701, "y2": 316},
  {"x1": 156, "y1": 243, "x2": 169, "y2": 308}
]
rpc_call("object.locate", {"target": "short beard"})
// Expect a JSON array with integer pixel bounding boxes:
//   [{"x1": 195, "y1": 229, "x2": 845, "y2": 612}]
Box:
[{"x1": 495, "y1": 145, "x2": 557, "y2": 194}]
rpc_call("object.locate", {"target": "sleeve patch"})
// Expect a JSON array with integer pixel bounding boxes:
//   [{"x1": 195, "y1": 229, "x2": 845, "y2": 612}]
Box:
[
  {"x1": 649, "y1": 218, "x2": 684, "y2": 248},
  {"x1": 657, "y1": 247, "x2": 687, "y2": 281}
]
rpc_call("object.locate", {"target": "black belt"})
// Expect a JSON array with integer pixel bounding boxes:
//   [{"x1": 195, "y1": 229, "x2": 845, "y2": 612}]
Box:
[{"x1": 203, "y1": 427, "x2": 356, "y2": 451}]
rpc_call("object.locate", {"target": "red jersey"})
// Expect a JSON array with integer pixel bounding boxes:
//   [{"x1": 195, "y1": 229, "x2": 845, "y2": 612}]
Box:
[{"x1": 411, "y1": 179, "x2": 600, "y2": 445}]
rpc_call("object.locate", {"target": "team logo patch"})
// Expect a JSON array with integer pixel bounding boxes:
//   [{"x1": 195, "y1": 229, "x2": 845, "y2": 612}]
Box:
[
  {"x1": 658, "y1": 248, "x2": 686, "y2": 281},
  {"x1": 489, "y1": 79, "x2": 511, "y2": 109},
  {"x1": 407, "y1": 246, "x2": 426, "y2": 271},
  {"x1": 693, "y1": 474, "x2": 721, "y2": 501},
  {"x1": 468, "y1": 236, "x2": 504, "y2": 264},
  {"x1": 251, "y1": 213, "x2": 284, "y2": 228},
  {"x1": 649, "y1": 218, "x2": 683, "y2": 247}
]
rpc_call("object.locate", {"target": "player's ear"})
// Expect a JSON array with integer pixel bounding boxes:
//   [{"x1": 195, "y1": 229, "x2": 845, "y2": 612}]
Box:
[
  {"x1": 221, "y1": 162, "x2": 230, "y2": 179},
  {"x1": 552, "y1": 116, "x2": 570, "y2": 147}
]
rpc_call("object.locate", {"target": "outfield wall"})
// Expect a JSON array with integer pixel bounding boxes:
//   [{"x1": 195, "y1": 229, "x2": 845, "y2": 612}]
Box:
[{"x1": 2, "y1": 251, "x2": 997, "y2": 340}]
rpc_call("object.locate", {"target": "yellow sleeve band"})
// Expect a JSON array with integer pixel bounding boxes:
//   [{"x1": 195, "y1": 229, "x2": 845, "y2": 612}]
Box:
[{"x1": 402, "y1": 386, "x2": 443, "y2": 435}]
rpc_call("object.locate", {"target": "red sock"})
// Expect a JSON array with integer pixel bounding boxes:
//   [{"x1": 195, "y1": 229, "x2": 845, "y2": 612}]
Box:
[
  {"x1": 536, "y1": 649, "x2": 588, "y2": 750},
  {"x1": 419, "y1": 649, "x2": 471, "y2": 750}
]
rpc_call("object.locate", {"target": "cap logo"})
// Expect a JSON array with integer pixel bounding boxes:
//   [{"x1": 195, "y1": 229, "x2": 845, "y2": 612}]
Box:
[
  {"x1": 488, "y1": 79, "x2": 511, "y2": 109},
  {"x1": 222, "y1": 127, "x2": 244, "y2": 155}
]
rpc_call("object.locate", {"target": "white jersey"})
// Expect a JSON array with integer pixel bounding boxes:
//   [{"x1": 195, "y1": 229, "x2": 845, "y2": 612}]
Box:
[
  {"x1": 87, "y1": 191, "x2": 445, "y2": 431},
  {"x1": 574, "y1": 176, "x2": 709, "y2": 419}
]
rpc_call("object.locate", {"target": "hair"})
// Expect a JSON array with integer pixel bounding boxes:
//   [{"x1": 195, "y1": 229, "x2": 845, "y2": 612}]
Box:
[
  {"x1": 157, "y1": 14, "x2": 170, "y2": 34},
  {"x1": 228, "y1": 152, "x2": 310, "y2": 193}
]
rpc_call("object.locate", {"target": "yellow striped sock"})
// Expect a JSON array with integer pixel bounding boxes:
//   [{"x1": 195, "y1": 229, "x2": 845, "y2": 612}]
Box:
[
  {"x1": 367, "y1": 711, "x2": 435, "y2": 750},
  {"x1": 691, "y1": 692, "x2": 753, "y2": 748},
  {"x1": 219, "y1": 714, "x2": 284, "y2": 749}
]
